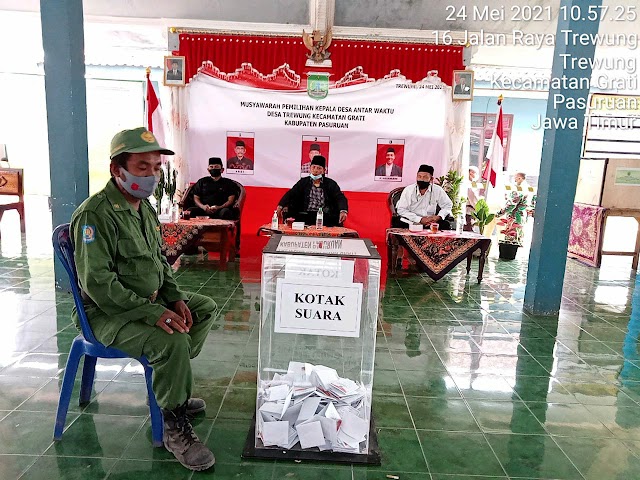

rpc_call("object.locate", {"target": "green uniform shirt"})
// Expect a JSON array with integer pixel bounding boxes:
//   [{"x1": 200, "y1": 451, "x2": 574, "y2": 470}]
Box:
[{"x1": 70, "y1": 179, "x2": 188, "y2": 346}]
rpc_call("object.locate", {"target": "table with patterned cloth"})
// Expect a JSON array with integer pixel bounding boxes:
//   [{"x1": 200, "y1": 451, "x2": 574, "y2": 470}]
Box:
[
  {"x1": 161, "y1": 218, "x2": 236, "y2": 269},
  {"x1": 257, "y1": 223, "x2": 359, "y2": 238},
  {"x1": 386, "y1": 228, "x2": 491, "y2": 282}
]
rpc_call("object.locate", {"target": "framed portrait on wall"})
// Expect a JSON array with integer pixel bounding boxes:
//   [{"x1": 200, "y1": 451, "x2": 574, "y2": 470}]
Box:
[
  {"x1": 300, "y1": 135, "x2": 330, "y2": 176},
  {"x1": 226, "y1": 132, "x2": 255, "y2": 174},
  {"x1": 452, "y1": 70, "x2": 474, "y2": 101},
  {"x1": 164, "y1": 56, "x2": 186, "y2": 86},
  {"x1": 374, "y1": 138, "x2": 405, "y2": 182}
]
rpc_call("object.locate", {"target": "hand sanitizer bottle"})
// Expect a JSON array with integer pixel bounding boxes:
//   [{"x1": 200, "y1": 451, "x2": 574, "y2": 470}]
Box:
[
  {"x1": 271, "y1": 210, "x2": 279, "y2": 229},
  {"x1": 456, "y1": 213, "x2": 464, "y2": 234},
  {"x1": 171, "y1": 202, "x2": 180, "y2": 223},
  {"x1": 316, "y1": 207, "x2": 324, "y2": 230}
]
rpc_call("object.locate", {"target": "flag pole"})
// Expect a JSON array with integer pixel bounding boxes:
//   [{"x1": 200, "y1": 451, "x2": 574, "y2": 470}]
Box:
[{"x1": 482, "y1": 94, "x2": 504, "y2": 201}]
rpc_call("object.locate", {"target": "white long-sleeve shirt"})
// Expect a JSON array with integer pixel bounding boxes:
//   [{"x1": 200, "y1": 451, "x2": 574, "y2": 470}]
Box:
[{"x1": 396, "y1": 183, "x2": 453, "y2": 224}]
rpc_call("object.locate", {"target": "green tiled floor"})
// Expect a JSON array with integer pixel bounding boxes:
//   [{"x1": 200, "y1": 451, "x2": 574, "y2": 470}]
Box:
[{"x1": 0, "y1": 230, "x2": 639, "y2": 479}]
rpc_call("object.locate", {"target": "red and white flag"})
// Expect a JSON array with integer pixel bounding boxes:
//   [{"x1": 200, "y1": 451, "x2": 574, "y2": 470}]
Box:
[
  {"x1": 482, "y1": 102, "x2": 504, "y2": 188},
  {"x1": 145, "y1": 70, "x2": 168, "y2": 150}
]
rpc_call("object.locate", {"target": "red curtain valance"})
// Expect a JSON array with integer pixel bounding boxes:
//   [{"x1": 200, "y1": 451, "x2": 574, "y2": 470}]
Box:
[{"x1": 176, "y1": 33, "x2": 464, "y2": 84}]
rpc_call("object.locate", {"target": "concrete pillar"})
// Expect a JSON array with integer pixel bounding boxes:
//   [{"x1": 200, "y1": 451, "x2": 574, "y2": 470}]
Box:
[
  {"x1": 40, "y1": 0, "x2": 89, "y2": 290},
  {"x1": 524, "y1": 0, "x2": 602, "y2": 315}
]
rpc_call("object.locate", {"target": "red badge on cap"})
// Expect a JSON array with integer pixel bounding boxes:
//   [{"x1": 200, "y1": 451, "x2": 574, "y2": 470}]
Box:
[{"x1": 131, "y1": 183, "x2": 139, "y2": 190}]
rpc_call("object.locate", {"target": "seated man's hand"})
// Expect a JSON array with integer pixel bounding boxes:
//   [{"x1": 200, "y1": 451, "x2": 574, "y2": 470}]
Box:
[
  {"x1": 339, "y1": 211, "x2": 348, "y2": 224},
  {"x1": 156, "y1": 309, "x2": 189, "y2": 334},
  {"x1": 420, "y1": 215, "x2": 440, "y2": 225},
  {"x1": 172, "y1": 300, "x2": 193, "y2": 329}
]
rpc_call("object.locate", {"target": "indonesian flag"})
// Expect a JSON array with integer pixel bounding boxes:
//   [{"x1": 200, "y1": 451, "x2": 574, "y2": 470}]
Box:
[
  {"x1": 145, "y1": 70, "x2": 168, "y2": 150},
  {"x1": 482, "y1": 103, "x2": 504, "y2": 188}
]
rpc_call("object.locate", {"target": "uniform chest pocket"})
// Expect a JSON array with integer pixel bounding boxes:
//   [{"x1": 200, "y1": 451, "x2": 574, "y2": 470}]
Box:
[{"x1": 116, "y1": 238, "x2": 150, "y2": 275}]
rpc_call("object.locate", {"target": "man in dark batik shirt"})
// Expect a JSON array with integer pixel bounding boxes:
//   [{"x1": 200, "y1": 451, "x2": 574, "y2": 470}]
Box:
[{"x1": 277, "y1": 156, "x2": 348, "y2": 227}]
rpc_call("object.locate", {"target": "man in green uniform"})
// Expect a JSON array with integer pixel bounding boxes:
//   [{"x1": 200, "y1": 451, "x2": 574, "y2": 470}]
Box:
[{"x1": 70, "y1": 127, "x2": 216, "y2": 471}]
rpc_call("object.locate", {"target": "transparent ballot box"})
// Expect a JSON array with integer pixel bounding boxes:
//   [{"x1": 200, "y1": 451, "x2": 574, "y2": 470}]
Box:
[{"x1": 252, "y1": 235, "x2": 381, "y2": 463}]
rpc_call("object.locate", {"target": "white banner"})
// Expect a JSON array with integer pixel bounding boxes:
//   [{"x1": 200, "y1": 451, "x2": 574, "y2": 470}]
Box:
[{"x1": 187, "y1": 75, "x2": 449, "y2": 192}]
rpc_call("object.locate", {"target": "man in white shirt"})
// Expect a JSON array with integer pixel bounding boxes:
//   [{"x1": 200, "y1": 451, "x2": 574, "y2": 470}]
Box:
[{"x1": 395, "y1": 164, "x2": 453, "y2": 230}]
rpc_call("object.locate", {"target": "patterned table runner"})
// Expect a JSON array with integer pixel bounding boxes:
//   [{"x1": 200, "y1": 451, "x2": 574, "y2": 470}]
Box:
[
  {"x1": 387, "y1": 228, "x2": 490, "y2": 280},
  {"x1": 258, "y1": 224, "x2": 359, "y2": 238},
  {"x1": 161, "y1": 218, "x2": 235, "y2": 265}
]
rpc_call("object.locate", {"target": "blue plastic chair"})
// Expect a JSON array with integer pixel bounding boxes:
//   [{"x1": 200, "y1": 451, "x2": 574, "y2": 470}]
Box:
[{"x1": 52, "y1": 223, "x2": 163, "y2": 447}]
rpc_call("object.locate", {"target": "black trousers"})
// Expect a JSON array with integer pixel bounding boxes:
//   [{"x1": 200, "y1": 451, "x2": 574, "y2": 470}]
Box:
[
  {"x1": 291, "y1": 210, "x2": 340, "y2": 228},
  {"x1": 391, "y1": 216, "x2": 451, "y2": 230},
  {"x1": 188, "y1": 207, "x2": 236, "y2": 220}
]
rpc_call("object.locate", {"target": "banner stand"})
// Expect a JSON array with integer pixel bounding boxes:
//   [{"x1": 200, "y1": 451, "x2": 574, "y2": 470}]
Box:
[{"x1": 244, "y1": 235, "x2": 382, "y2": 465}]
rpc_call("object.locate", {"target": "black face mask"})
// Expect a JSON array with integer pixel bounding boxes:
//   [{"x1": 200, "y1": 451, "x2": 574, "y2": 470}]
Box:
[
  {"x1": 417, "y1": 180, "x2": 430, "y2": 190},
  {"x1": 210, "y1": 169, "x2": 222, "y2": 178}
]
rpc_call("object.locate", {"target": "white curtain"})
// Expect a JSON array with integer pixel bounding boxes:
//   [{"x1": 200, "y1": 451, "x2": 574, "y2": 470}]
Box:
[
  {"x1": 169, "y1": 86, "x2": 191, "y2": 200},
  {"x1": 446, "y1": 95, "x2": 471, "y2": 174}
]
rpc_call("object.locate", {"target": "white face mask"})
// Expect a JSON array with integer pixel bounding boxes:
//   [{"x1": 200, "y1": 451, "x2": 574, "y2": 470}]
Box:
[
  {"x1": 117, "y1": 168, "x2": 160, "y2": 199},
  {"x1": 310, "y1": 173, "x2": 322, "y2": 181}
]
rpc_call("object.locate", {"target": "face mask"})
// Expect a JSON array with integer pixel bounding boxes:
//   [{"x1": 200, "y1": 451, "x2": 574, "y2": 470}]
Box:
[
  {"x1": 310, "y1": 173, "x2": 323, "y2": 181},
  {"x1": 117, "y1": 168, "x2": 160, "y2": 199},
  {"x1": 417, "y1": 180, "x2": 430, "y2": 190},
  {"x1": 210, "y1": 169, "x2": 222, "y2": 178}
]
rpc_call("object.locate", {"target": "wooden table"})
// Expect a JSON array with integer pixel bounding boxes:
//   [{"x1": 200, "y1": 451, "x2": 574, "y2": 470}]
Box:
[
  {"x1": 257, "y1": 223, "x2": 359, "y2": 238},
  {"x1": 161, "y1": 218, "x2": 236, "y2": 270},
  {"x1": 0, "y1": 167, "x2": 25, "y2": 237},
  {"x1": 386, "y1": 228, "x2": 491, "y2": 283}
]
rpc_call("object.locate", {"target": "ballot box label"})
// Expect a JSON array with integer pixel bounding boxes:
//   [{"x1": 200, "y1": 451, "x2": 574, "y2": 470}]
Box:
[
  {"x1": 275, "y1": 279, "x2": 362, "y2": 337},
  {"x1": 276, "y1": 236, "x2": 371, "y2": 257},
  {"x1": 284, "y1": 257, "x2": 354, "y2": 286}
]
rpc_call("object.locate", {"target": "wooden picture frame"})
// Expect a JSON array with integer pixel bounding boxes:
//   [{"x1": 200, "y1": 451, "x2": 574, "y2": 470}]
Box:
[
  {"x1": 164, "y1": 55, "x2": 186, "y2": 86},
  {"x1": 452, "y1": 70, "x2": 474, "y2": 101}
]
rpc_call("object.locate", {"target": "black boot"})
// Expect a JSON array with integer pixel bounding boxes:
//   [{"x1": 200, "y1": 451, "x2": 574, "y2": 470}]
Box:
[{"x1": 162, "y1": 403, "x2": 215, "y2": 471}]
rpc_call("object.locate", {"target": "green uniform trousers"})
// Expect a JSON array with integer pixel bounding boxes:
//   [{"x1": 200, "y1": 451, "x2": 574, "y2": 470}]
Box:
[{"x1": 100, "y1": 292, "x2": 217, "y2": 410}]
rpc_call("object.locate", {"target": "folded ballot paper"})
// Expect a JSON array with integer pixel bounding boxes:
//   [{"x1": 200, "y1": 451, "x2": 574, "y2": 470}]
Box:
[{"x1": 257, "y1": 362, "x2": 369, "y2": 453}]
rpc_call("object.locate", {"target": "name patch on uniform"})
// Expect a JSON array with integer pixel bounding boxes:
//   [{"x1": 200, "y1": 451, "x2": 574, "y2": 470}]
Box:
[{"x1": 82, "y1": 225, "x2": 96, "y2": 244}]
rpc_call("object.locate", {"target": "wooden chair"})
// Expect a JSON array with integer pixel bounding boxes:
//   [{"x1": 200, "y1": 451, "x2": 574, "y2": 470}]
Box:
[
  {"x1": 179, "y1": 179, "x2": 246, "y2": 250},
  {"x1": 0, "y1": 167, "x2": 25, "y2": 236},
  {"x1": 387, "y1": 187, "x2": 404, "y2": 226}
]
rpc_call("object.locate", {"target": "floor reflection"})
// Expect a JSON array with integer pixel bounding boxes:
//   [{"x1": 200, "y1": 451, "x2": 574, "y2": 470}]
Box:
[{"x1": 0, "y1": 199, "x2": 639, "y2": 478}]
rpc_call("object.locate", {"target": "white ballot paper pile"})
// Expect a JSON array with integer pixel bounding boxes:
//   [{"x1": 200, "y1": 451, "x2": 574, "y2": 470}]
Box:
[{"x1": 256, "y1": 362, "x2": 369, "y2": 453}]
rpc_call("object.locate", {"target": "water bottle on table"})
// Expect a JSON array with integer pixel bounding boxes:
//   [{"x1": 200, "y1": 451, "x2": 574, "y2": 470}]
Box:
[
  {"x1": 316, "y1": 207, "x2": 324, "y2": 230},
  {"x1": 456, "y1": 213, "x2": 464, "y2": 234}
]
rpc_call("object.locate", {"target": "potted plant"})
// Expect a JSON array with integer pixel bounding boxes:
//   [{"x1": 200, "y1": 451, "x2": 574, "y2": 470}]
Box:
[
  {"x1": 496, "y1": 217, "x2": 522, "y2": 259},
  {"x1": 166, "y1": 161, "x2": 177, "y2": 205},
  {"x1": 496, "y1": 191, "x2": 528, "y2": 260},
  {"x1": 471, "y1": 198, "x2": 495, "y2": 234},
  {"x1": 436, "y1": 170, "x2": 466, "y2": 229},
  {"x1": 153, "y1": 167, "x2": 166, "y2": 213}
]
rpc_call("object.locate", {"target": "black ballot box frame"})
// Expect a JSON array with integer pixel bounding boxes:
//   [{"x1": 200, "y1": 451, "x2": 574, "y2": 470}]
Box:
[
  {"x1": 242, "y1": 414, "x2": 381, "y2": 465},
  {"x1": 243, "y1": 235, "x2": 382, "y2": 465}
]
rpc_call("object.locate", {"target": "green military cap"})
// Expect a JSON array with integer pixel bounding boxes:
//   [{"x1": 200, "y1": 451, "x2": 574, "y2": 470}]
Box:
[{"x1": 110, "y1": 127, "x2": 174, "y2": 159}]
